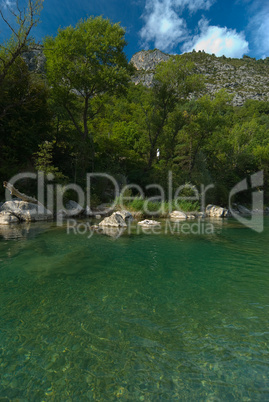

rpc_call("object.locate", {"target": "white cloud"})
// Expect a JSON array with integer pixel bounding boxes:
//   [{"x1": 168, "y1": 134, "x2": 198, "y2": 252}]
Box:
[
  {"x1": 140, "y1": 0, "x2": 215, "y2": 51},
  {"x1": 174, "y1": 0, "x2": 215, "y2": 12},
  {"x1": 1, "y1": 0, "x2": 15, "y2": 9},
  {"x1": 249, "y1": 9, "x2": 269, "y2": 58},
  {"x1": 182, "y1": 19, "x2": 249, "y2": 58},
  {"x1": 140, "y1": 1, "x2": 186, "y2": 50}
]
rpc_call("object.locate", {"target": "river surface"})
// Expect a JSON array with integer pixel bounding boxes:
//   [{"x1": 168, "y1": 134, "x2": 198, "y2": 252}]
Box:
[{"x1": 0, "y1": 218, "x2": 269, "y2": 400}]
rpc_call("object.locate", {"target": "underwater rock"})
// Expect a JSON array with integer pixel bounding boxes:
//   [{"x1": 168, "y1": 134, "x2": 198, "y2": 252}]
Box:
[{"x1": 98, "y1": 226, "x2": 126, "y2": 238}]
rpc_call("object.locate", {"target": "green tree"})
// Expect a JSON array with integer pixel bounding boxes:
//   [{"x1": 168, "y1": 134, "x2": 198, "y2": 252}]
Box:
[
  {"x1": 0, "y1": 0, "x2": 43, "y2": 88},
  {"x1": 44, "y1": 16, "x2": 131, "y2": 172},
  {"x1": 0, "y1": 57, "x2": 51, "y2": 187},
  {"x1": 140, "y1": 56, "x2": 205, "y2": 171},
  {"x1": 34, "y1": 141, "x2": 67, "y2": 181}
]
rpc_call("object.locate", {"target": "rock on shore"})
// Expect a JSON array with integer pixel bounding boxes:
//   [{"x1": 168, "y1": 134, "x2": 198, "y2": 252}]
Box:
[
  {"x1": 0, "y1": 201, "x2": 52, "y2": 224},
  {"x1": 169, "y1": 211, "x2": 187, "y2": 220},
  {"x1": 99, "y1": 211, "x2": 133, "y2": 227},
  {"x1": 205, "y1": 204, "x2": 230, "y2": 218}
]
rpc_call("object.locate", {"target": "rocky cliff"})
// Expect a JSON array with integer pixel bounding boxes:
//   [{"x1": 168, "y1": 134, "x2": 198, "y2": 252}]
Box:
[
  {"x1": 130, "y1": 49, "x2": 269, "y2": 106},
  {"x1": 22, "y1": 45, "x2": 46, "y2": 74},
  {"x1": 22, "y1": 46, "x2": 269, "y2": 107}
]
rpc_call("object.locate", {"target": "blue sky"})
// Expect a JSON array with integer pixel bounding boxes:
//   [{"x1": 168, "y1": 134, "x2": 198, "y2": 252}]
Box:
[{"x1": 1, "y1": 0, "x2": 269, "y2": 59}]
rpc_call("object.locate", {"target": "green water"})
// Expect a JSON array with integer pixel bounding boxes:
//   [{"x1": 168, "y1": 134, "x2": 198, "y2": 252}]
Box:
[{"x1": 0, "y1": 219, "x2": 269, "y2": 401}]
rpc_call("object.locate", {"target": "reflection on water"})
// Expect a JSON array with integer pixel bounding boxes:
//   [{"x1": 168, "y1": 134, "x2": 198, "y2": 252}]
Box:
[
  {"x1": 0, "y1": 221, "x2": 55, "y2": 240},
  {"x1": 0, "y1": 222, "x2": 32, "y2": 240},
  {"x1": 0, "y1": 218, "x2": 269, "y2": 400}
]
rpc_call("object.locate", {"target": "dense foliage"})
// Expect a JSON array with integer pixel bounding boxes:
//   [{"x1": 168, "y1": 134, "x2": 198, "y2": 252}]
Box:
[{"x1": 1, "y1": 11, "x2": 269, "y2": 205}]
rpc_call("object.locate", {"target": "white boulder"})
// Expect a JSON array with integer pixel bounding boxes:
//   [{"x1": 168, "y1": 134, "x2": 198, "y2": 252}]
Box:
[
  {"x1": 99, "y1": 212, "x2": 127, "y2": 227},
  {"x1": 169, "y1": 211, "x2": 187, "y2": 220},
  {"x1": 138, "y1": 219, "x2": 161, "y2": 227},
  {"x1": 206, "y1": 204, "x2": 229, "y2": 218},
  {"x1": 0, "y1": 211, "x2": 19, "y2": 225}
]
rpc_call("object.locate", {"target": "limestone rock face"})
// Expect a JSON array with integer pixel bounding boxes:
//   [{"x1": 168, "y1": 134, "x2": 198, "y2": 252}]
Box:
[
  {"x1": 99, "y1": 212, "x2": 127, "y2": 227},
  {"x1": 131, "y1": 49, "x2": 170, "y2": 71},
  {"x1": 22, "y1": 45, "x2": 46, "y2": 74},
  {"x1": 206, "y1": 204, "x2": 229, "y2": 218},
  {"x1": 0, "y1": 201, "x2": 53, "y2": 222},
  {"x1": 169, "y1": 211, "x2": 187, "y2": 220},
  {"x1": 130, "y1": 50, "x2": 269, "y2": 106}
]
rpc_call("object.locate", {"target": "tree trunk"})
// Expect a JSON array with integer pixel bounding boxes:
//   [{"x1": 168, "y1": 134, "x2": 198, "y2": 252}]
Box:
[{"x1": 3, "y1": 181, "x2": 41, "y2": 205}]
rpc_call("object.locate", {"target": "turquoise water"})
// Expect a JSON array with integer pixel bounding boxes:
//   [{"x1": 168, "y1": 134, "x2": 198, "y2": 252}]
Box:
[{"x1": 0, "y1": 218, "x2": 269, "y2": 400}]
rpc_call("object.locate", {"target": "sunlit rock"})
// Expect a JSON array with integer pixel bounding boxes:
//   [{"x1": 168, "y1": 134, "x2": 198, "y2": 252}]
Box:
[
  {"x1": 169, "y1": 211, "x2": 187, "y2": 221},
  {"x1": 138, "y1": 219, "x2": 161, "y2": 227},
  {"x1": 0, "y1": 211, "x2": 19, "y2": 225},
  {"x1": 99, "y1": 212, "x2": 127, "y2": 227},
  {"x1": 206, "y1": 204, "x2": 229, "y2": 218}
]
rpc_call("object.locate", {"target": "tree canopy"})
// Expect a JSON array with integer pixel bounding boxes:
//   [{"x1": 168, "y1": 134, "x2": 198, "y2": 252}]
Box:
[{"x1": 43, "y1": 16, "x2": 131, "y2": 172}]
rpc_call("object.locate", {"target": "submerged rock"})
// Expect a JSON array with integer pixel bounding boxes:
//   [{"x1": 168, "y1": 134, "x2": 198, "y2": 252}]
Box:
[
  {"x1": 0, "y1": 201, "x2": 52, "y2": 222},
  {"x1": 98, "y1": 226, "x2": 126, "y2": 238}
]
